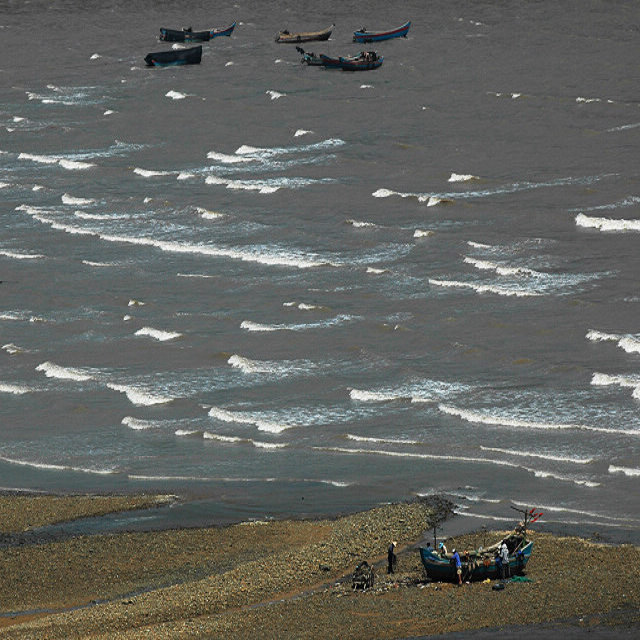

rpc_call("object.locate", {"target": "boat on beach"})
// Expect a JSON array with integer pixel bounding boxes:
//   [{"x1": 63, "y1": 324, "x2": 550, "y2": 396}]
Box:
[
  {"x1": 420, "y1": 532, "x2": 533, "y2": 582},
  {"x1": 353, "y1": 21, "x2": 410, "y2": 42},
  {"x1": 276, "y1": 24, "x2": 334, "y2": 43},
  {"x1": 420, "y1": 508, "x2": 540, "y2": 583},
  {"x1": 144, "y1": 45, "x2": 202, "y2": 67},
  {"x1": 159, "y1": 22, "x2": 236, "y2": 42}
]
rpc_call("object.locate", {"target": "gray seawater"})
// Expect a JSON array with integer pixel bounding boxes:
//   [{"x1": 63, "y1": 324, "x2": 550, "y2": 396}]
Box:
[{"x1": 1, "y1": 0, "x2": 639, "y2": 537}]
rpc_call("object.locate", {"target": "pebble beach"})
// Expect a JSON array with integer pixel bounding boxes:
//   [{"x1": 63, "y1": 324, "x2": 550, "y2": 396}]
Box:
[{"x1": 0, "y1": 494, "x2": 638, "y2": 639}]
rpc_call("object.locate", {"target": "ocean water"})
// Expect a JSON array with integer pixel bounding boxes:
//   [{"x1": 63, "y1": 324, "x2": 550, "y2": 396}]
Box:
[{"x1": 1, "y1": 0, "x2": 639, "y2": 538}]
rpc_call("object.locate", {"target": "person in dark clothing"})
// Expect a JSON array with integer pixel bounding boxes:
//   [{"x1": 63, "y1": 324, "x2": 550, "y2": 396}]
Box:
[
  {"x1": 495, "y1": 551, "x2": 505, "y2": 580},
  {"x1": 387, "y1": 541, "x2": 397, "y2": 574}
]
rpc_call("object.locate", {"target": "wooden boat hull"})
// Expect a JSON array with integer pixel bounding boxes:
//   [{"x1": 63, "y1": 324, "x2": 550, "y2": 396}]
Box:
[
  {"x1": 144, "y1": 45, "x2": 202, "y2": 67},
  {"x1": 318, "y1": 54, "x2": 343, "y2": 68},
  {"x1": 419, "y1": 540, "x2": 533, "y2": 583},
  {"x1": 160, "y1": 22, "x2": 236, "y2": 42},
  {"x1": 353, "y1": 21, "x2": 410, "y2": 43},
  {"x1": 339, "y1": 54, "x2": 383, "y2": 71},
  {"x1": 276, "y1": 24, "x2": 333, "y2": 43}
]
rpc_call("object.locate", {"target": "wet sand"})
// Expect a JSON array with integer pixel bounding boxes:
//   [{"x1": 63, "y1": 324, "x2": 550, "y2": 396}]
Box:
[{"x1": 0, "y1": 494, "x2": 637, "y2": 639}]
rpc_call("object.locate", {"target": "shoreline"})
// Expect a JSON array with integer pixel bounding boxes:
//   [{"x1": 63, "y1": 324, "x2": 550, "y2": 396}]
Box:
[
  {"x1": 2, "y1": 488, "x2": 637, "y2": 548},
  {"x1": 0, "y1": 493, "x2": 637, "y2": 638}
]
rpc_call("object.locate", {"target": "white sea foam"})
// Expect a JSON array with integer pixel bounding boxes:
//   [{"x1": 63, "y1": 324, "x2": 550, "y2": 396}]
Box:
[
  {"x1": 228, "y1": 355, "x2": 268, "y2": 373},
  {"x1": 576, "y1": 212, "x2": 640, "y2": 232},
  {"x1": 73, "y1": 211, "x2": 110, "y2": 221},
  {"x1": 607, "y1": 122, "x2": 640, "y2": 132},
  {"x1": 208, "y1": 407, "x2": 293, "y2": 433},
  {"x1": 375, "y1": 174, "x2": 607, "y2": 204},
  {"x1": 587, "y1": 329, "x2": 640, "y2": 354},
  {"x1": 203, "y1": 433, "x2": 243, "y2": 443},
  {"x1": 134, "y1": 327, "x2": 182, "y2": 341},
  {"x1": 0, "y1": 250, "x2": 44, "y2": 260},
  {"x1": 206, "y1": 174, "x2": 327, "y2": 194},
  {"x1": 480, "y1": 446, "x2": 593, "y2": 464},
  {"x1": 346, "y1": 434, "x2": 420, "y2": 445},
  {"x1": 240, "y1": 314, "x2": 355, "y2": 332},
  {"x1": 425, "y1": 196, "x2": 452, "y2": 206},
  {"x1": 18, "y1": 152, "x2": 58, "y2": 164},
  {"x1": 19, "y1": 206, "x2": 330, "y2": 270},
  {"x1": 166, "y1": 90, "x2": 188, "y2": 100},
  {"x1": 35, "y1": 361, "x2": 92, "y2": 381},
  {"x1": 253, "y1": 441, "x2": 287, "y2": 449},
  {"x1": 294, "y1": 129, "x2": 312, "y2": 137},
  {"x1": 62, "y1": 193, "x2": 95, "y2": 205},
  {"x1": 175, "y1": 429, "x2": 200, "y2": 436},
  {"x1": 195, "y1": 207, "x2": 224, "y2": 219},
  {"x1": 128, "y1": 299, "x2": 145, "y2": 306},
  {"x1": 511, "y1": 500, "x2": 637, "y2": 523},
  {"x1": 346, "y1": 219, "x2": 377, "y2": 228},
  {"x1": 467, "y1": 241, "x2": 491, "y2": 249},
  {"x1": 0, "y1": 455, "x2": 116, "y2": 475},
  {"x1": 0, "y1": 383, "x2": 30, "y2": 395},
  {"x1": 266, "y1": 90, "x2": 286, "y2": 100},
  {"x1": 234, "y1": 138, "x2": 345, "y2": 158},
  {"x1": 350, "y1": 389, "x2": 405, "y2": 402},
  {"x1": 122, "y1": 416, "x2": 156, "y2": 430},
  {"x1": 133, "y1": 168, "x2": 174, "y2": 177},
  {"x1": 59, "y1": 159, "x2": 95, "y2": 170},
  {"x1": 107, "y1": 383, "x2": 173, "y2": 406},
  {"x1": 463, "y1": 256, "x2": 541, "y2": 278},
  {"x1": 591, "y1": 372, "x2": 640, "y2": 401},
  {"x1": 366, "y1": 267, "x2": 388, "y2": 274},
  {"x1": 413, "y1": 229, "x2": 433, "y2": 238},
  {"x1": 608, "y1": 465, "x2": 640, "y2": 477},
  {"x1": 438, "y1": 403, "x2": 631, "y2": 435},
  {"x1": 448, "y1": 173, "x2": 479, "y2": 182},
  {"x1": 429, "y1": 278, "x2": 541, "y2": 297},
  {"x1": 283, "y1": 302, "x2": 322, "y2": 311},
  {"x1": 453, "y1": 511, "x2": 513, "y2": 522},
  {"x1": 206, "y1": 150, "x2": 253, "y2": 163},
  {"x1": 2, "y1": 343, "x2": 25, "y2": 354}
]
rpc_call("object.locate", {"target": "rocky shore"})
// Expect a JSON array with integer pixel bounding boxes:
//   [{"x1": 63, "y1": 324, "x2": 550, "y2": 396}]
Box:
[{"x1": 0, "y1": 494, "x2": 637, "y2": 639}]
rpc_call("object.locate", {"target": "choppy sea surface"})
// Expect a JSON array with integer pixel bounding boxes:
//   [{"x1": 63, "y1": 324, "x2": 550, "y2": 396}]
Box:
[{"x1": 1, "y1": 0, "x2": 639, "y2": 539}]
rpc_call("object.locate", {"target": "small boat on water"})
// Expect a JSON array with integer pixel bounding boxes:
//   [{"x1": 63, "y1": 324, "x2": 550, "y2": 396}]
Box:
[
  {"x1": 296, "y1": 46, "x2": 326, "y2": 66},
  {"x1": 353, "y1": 21, "x2": 410, "y2": 43},
  {"x1": 298, "y1": 47, "x2": 382, "y2": 70},
  {"x1": 144, "y1": 45, "x2": 202, "y2": 67},
  {"x1": 159, "y1": 22, "x2": 236, "y2": 42},
  {"x1": 339, "y1": 51, "x2": 383, "y2": 71},
  {"x1": 276, "y1": 24, "x2": 334, "y2": 43}
]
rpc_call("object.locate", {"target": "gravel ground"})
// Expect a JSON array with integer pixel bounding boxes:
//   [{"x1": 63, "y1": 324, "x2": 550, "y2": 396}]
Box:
[{"x1": 0, "y1": 495, "x2": 637, "y2": 639}]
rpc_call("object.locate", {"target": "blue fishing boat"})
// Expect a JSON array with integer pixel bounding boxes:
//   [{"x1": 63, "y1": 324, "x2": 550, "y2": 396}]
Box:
[
  {"x1": 339, "y1": 51, "x2": 383, "y2": 71},
  {"x1": 144, "y1": 45, "x2": 202, "y2": 67},
  {"x1": 420, "y1": 532, "x2": 533, "y2": 582},
  {"x1": 353, "y1": 21, "x2": 410, "y2": 43},
  {"x1": 159, "y1": 22, "x2": 236, "y2": 42}
]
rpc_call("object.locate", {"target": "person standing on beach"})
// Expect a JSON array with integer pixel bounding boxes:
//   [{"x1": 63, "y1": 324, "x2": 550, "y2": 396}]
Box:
[
  {"x1": 452, "y1": 548, "x2": 462, "y2": 585},
  {"x1": 387, "y1": 541, "x2": 397, "y2": 574},
  {"x1": 495, "y1": 550, "x2": 504, "y2": 580},
  {"x1": 500, "y1": 541, "x2": 510, "y2": 578}
]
